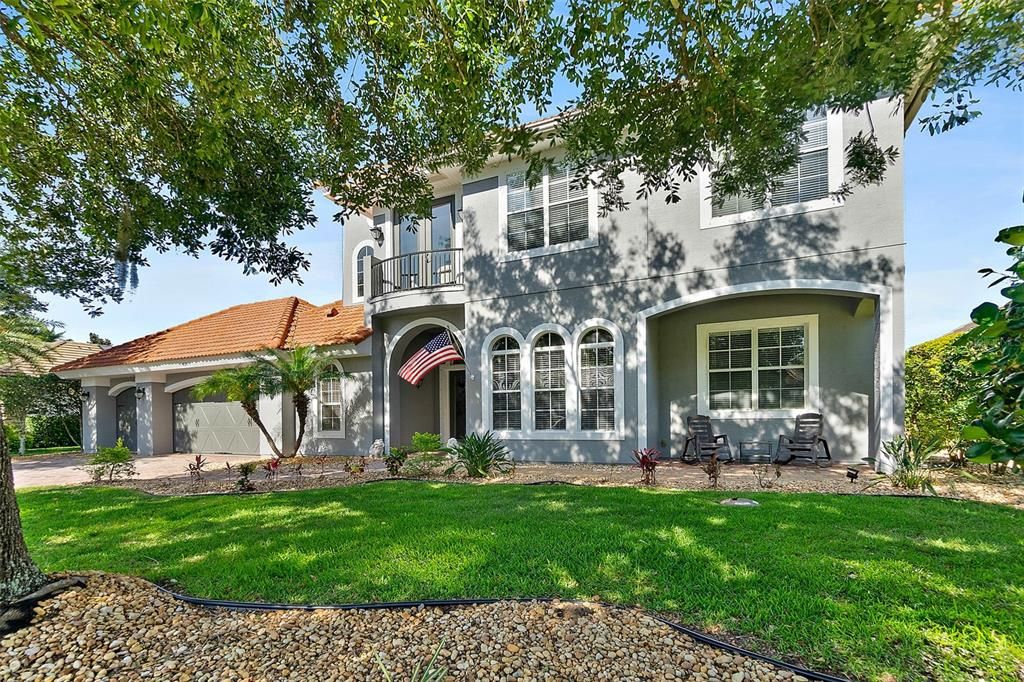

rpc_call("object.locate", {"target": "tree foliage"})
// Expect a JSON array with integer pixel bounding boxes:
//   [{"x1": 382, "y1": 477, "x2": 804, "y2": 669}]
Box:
[
  {"x1": 2, "y1": 1, "x2": 1021, "y2": 308},
  {"x1": 253, "y1": 346, "x2": 335, "y2": 457},
  {"x1": 905, "y1": 330, "x2": 982, "y2": 462},
  {"x1": 962, "y1": 222, "x2": 1024, "y2": 467}
]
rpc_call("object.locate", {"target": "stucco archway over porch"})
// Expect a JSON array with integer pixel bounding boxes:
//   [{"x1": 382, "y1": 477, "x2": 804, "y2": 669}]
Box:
[
  {"x1": 384, "y1": 317, "x2": 467, "y2": 449},
  {"x1": 635, "y1": 279, "x2": 900, "y2": 471}
]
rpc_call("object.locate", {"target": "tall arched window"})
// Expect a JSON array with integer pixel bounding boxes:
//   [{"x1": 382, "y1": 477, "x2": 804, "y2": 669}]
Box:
[
  {"x1": 355, "y1": 245, "x2": 374, "y2": 299},
  {"x1": 579, "y1": 328, "x2": 615, "y2": 431},
  {"x1": 533, "y1": 332, "x2": 566, "y2": 430},
  {"x1": 318, "y1": 365, "x2": 344, "y2": 433},
  {"x1": 491, "y1": 336, "x2": 522, "y2": 430}
]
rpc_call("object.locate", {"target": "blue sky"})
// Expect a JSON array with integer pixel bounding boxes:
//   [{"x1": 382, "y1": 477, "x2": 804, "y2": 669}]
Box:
[{"x1": 44, "y1": 86, "x2": 1022, "y2": 347}]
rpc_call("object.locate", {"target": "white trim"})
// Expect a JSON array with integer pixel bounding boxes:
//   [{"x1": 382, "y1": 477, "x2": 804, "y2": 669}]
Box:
[
  {"x1": 108, "y1": 381, "x2": 136, "y2": 397},
  {"x1": 525, "y1": 323, "x2": 575, "y2": 433},
  {"x1": 351, "y1": 240, "x2": 376, "y2": 303},
  {"x1": 384, "y1": 317, "x2": 466, "y2": 450},
  {"x1": 438, "y1": 363, "x2": 466, "y2": 442},
  {"x1": 480, "y1": 327, "x2": 527, "y2": 434},
  {"x1": 635, "y1": 279, "x2": 896, "y2": 469},
  {"x1": 163, "y1": 376, "x2": 212, "y2": 394},
  {"x1": 695, "y1": 314, "x2": 819, "y2": 419},
  {"x1": 313, "y1": 360, "x2": 346, "y2": 438},
  {"x1": 496, "y1": 159, "x2": 601, "y2": 261},
  {"x1": 571, "y1": 319, "x2": 625, "y2": 436},
  {"x1": 698, "y1": 110, "x2": 845, "y2": 229}
]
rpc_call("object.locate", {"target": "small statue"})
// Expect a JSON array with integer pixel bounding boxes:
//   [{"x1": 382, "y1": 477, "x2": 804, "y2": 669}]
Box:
[
  {"x1": 446, "y1": 437, "x2": 458, "y2": 449},
  {"x1": 368, "y1": 438, "x2": 385, "y2": 458}
]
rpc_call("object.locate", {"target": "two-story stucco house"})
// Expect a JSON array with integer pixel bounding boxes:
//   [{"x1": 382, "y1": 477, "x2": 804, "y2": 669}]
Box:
[{"x1": 58, "y1": 97, "x2": 905, "y2": 467}]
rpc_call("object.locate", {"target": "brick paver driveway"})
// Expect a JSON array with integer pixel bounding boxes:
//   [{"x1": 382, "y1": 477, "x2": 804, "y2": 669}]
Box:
[{"x1": 11, "y1": 452, "x2": 260, "y2": 489}]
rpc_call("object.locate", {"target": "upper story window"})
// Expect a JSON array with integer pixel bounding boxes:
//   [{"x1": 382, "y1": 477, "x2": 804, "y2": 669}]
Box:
[
  {"x1": 318, "y1": 367, "x2": 344, "y2": 433},
  {"x1": 533, "y1": 332, "x2": 567, "y2": 430},
  {"x1": 697, "y1": 315, "x2": 818, "y2": 417},
  {"x1": 578, "y1": 328, "x2": 615, "y2": 431},
  {"x1": 506, "y1": 164, "x2": 592, "y2": 254},
  {"x1": 490, "y1": 336, "x2": 522, "y2": 430},
  {"x1": 354, "y1": 245, "x2": 373, "y2": 300},
  {"x1": 703, "y1": 110, "x2": 840, "y2": 228}
]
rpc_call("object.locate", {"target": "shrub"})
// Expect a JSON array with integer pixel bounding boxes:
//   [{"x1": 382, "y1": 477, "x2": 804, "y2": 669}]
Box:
[
  {"x1": 377, "y1": 641, "x2": 447, "y2": 682},
  {"x1": 236, "y1": 462, "x2": 258, "y2": 491},
  {"x1": 872, "y1": 435, "x2": 940, "y2": 494},
  {"x1": 85, "y1": 439, "x2": 136, "y2": 482},
  {"x1": 402, "y1": 451, "x2": 449, "y2": 478},
  {"x1": 443, "y1": 432, "x2": 514, "y2": 478},
  {"x1": 312, "y1": 454, "x2": 329, "y2": 477},
  {"x1": 27, "y1": 414, "x2": 80, "y2": 448},
  {"x1": 263, "y1": 458, "x2": 280, "y2": 482},
  {"x1": 411, "y1": 432, "x2": 443, "y2": 453},
  {"x1": 187, "y1": 455, "x2": 207, "y2": 482},
  {"x1": 702, "y1": 453, "x2": 722, "y2": 489},
  {"x1": 384, "y1": 446, "x2": 410, "y2": 476},
  {"x1": 631, "y1": 447, "x2": 661, "y2": 485},
  {"x1": 752, "y1": 463, "x2": 783, "y2": 489},
  {"x1": 905, "y1": 330, "x2": 982, "y2": 464},
  {"x1": 343, "y1": 455, "x2": 367, "y2": 474}
]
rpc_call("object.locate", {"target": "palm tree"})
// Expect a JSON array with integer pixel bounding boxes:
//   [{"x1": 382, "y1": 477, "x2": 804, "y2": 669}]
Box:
[
  {"x1": 0, "y1": 315, "x2": 49, "y2": 602},
  {"x1": 254, "y1": 346, "x2": 334, "y2": 457},
  {"x1": 192, "y1": 365, "x2": 283, "y2": 459}
]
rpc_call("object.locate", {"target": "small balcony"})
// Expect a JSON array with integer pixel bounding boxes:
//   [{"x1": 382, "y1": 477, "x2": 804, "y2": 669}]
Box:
[{"x1": 369, "y1": 248, "x2": 464, "y2": 302}]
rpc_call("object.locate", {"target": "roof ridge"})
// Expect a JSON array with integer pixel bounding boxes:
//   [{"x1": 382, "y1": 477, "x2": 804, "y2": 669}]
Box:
[{"x1": 273, "y1": 297, "x2": 302, "y2": 349}]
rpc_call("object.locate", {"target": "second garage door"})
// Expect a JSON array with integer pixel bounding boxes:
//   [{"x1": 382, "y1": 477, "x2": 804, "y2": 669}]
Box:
[{"x1": 173, "y1": 389, "x2": 261, "y2": 455}]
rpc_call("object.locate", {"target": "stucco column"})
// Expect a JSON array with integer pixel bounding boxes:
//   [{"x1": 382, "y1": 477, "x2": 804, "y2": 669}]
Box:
[
  {"x1": 258, "y1": 392, "x2": 285, "y2": 457},
  {"x1": 80, "y1": 378, "x2": 114, "y2": 453},
  {"x1": 135, "y1": 373, "x2": 172, "y2": 456}
]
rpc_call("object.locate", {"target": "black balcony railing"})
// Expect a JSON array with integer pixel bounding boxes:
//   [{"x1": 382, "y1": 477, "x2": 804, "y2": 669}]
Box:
[{"x1": 369, "y1": 248, "x2": 464, "y2": 300}]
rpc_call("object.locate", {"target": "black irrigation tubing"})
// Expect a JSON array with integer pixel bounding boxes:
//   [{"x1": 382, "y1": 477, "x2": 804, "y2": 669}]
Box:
[{"x1": 151, "y1": 582, "x2": 851, "y2": 682}]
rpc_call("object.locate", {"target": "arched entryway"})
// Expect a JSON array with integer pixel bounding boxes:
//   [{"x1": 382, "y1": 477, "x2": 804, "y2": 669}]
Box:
[{"x1": 384, "y1": 318, "x2": 466, "y2": 449}]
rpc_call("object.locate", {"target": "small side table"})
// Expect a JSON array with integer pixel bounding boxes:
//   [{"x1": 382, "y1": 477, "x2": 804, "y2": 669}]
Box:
[{"x1": 739, "y1": 441, "x2": 774, "y2": 464}]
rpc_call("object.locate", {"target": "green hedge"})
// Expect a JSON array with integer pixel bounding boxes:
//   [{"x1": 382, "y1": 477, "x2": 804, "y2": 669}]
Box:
[
  {"x1": 905, "y1": 330, "x2": 982, "y2": 456},
  {"x1": 28, "y1": 414, "x2": 80, "y2": 448}
]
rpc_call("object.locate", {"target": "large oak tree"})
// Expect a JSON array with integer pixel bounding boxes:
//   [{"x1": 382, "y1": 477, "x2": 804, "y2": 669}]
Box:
[{"x1": 1, "y1": 0, "x2": 1021, "y2": 601}]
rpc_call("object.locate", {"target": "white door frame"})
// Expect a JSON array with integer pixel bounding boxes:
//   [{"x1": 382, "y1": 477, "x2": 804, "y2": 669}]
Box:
[{"x1": 438, "y1": 363, "x2": 466, "y2": 442}]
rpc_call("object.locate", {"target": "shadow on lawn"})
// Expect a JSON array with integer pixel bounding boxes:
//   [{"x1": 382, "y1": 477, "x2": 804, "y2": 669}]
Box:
[{"x1": 18, "y1": 482, "x2": 1024, "y2": 680}]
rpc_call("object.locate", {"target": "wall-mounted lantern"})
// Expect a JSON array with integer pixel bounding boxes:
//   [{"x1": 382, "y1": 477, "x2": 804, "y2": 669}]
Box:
[
  {"x1": 79, "y1": 389, "x2": 90, "y2": 402},
  {"x1": 134, "y1": 386, "x2": 146, "y2": 399}
]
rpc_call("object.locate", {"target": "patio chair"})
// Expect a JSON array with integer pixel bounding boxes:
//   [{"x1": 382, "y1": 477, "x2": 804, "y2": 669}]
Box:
[
  {"x1": 775, "y1": 413, "x2": 832, "y2": 467},
  {"x1": 682, "y1": 415, "x2": 734, "y2": 464}
]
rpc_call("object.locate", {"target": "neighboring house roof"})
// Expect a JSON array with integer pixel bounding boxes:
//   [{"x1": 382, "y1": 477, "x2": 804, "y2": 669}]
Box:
[
  {"x1": 1, "y1": 340, "x2": 107, "y2": 377},
  {"x1": 53, "y1": 297, "x2": 371, "y2": 373}
]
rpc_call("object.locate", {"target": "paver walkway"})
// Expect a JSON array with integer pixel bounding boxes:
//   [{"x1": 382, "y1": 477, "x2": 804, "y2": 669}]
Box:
[{"x1": 12, "y1": 452, "x2": 259, "y2": 489}]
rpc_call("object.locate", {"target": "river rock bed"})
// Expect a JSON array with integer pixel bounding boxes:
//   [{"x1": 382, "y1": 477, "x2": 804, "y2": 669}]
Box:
[{"x1": 0, "y1": 573, "x2": 811, "y2": 682}]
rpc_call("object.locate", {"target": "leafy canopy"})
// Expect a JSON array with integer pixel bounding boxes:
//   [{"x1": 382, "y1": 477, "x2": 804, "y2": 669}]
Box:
[{"x1": 2, "y1": 1, "x2": 1021, "y2": 310}]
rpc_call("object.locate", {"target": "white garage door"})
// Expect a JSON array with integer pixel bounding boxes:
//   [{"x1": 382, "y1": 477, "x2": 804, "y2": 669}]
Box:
[{"x1": 172, "y1": 390, "x2": 261, "y2": 455}]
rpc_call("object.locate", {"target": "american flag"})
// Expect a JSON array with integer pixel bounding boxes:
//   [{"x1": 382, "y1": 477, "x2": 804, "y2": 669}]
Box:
[{"x1": 398, "y1": 330, "x2": 462, "y2": 386}]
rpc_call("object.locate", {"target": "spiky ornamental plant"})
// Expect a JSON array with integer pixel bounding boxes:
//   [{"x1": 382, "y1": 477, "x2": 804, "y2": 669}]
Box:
[
  {"x1": 253, "y1": 347, "x2": 335, "y2": 457},
  {"x1": 192, "y1": 365, "x2": 282, "y2": 459},
  {"x1": 0, "y1": 314, "x2": 49, "y2": 602}
]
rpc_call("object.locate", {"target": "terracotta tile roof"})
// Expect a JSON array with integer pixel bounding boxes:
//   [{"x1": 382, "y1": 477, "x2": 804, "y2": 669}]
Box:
[
  {"x1": 53, "y1": 297, "x2": 371, "y2": 373},
  {"x1": 1, "y1": 340, "x2": 107, "y2": 376}
]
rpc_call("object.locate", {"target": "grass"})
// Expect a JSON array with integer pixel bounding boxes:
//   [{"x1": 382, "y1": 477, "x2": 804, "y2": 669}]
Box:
[
  {"x1": 12, "y1": 445, "x2": 81, "y2": 457},
  {"x1": 18, "y1": 482, "x2": 1024, "y2": 681}
]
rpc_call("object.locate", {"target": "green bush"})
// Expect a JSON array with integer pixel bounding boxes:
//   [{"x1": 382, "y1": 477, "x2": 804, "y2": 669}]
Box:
[
  {"x1": 383, "y1": 446, "x2": 410, "y2": 476},
  {"x1": 28, "y1": 414, "x2": 80, "y2": 448},
  {"x1": 401, "y1": 452, "x2": 449, "y2": 478},
  {"x1": 4, "y1": 422, "x2": 31, "y2": 450},
  {"x1": 411, "y1": 432, "x2": 443, "y2": 452},
  {"x1": 905, "y1": 330, "x2": 982, "y2": 462},
  {"x1": 86, "y1": 439, "x2": 137, "y2": 482},
  {"x1": 875, "y1": 435, "x2": 940, "y2": 494},
  {"x1": 443, "y1": 432, "x2": 514, "y2": 478}
]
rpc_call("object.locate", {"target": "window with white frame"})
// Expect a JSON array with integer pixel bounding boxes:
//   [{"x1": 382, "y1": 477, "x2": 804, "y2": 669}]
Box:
[
  {"x1": 533, "y1": 332, "x2": 567, "y2": 430},
  {"x1": 355, "y1": 245, "x2": 373, "y2": 299},
  {"x1": 701, "y1": 316, "x2": 814, "y2": 413},
  {"x1": 506, "y1": 164, "x2": 590, "y2": 252},
  {"x1": 490, "y1": 336, "x2": 522, "y2": 430},
  {"x1": 579, "y1": 328, "x2": 615, "y2": 430},
  {"x1": 712, "y1": 110, "x2": 830, "y2": 217},
  {"x1": 318, "y1": 368, "x2": 343, "y2": 432}
]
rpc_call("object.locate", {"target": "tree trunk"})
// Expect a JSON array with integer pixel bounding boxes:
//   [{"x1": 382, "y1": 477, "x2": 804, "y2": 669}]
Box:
[
  {"x1": 241, "y1": 401, "x2": 282, "y2": 459},
  {"x1": 0, "y1": 409, "x2": 47, "y2": 604},
  {"x1": 18, "y1": 434, "x2": 25, "y2": 456},
  {"x1": 291, "y1": 393, "x2": 309, "y2": 457}
]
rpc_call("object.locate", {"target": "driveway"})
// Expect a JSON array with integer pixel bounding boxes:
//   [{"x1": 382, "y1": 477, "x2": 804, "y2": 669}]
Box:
[{"x1": 11, "y1": 452, "x2": 261, "y2": 489}]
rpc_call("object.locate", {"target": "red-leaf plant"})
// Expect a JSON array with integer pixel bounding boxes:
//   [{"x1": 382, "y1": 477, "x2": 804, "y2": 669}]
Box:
[
  {"x1": 632, "y1": 447, "x2": 661, "y2": 485},
  {"x1": 187, "y1": 455, "x2": 207, "y2": 482},
  {"x1": 263, "y1": 458, "x2": 280, "y2": 482}
]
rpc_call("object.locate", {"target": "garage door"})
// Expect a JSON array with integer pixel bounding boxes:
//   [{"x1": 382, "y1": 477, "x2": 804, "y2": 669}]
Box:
[{"x1": 172, "y1": 389, "x2": 261, "y2": 455}]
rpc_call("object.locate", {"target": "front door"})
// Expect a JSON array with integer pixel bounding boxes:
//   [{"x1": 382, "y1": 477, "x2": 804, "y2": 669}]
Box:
[
  {"x1": 440, "y1": 366, "x2": 467, "y2": 442},
  {"x1": 115, "y1": 391, "x2": 137, "y2": 451}
]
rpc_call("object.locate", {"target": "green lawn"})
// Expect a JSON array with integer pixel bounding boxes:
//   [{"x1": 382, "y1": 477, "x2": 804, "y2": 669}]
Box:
[
  {"x1": 12, "y1": 445, "x2": 81, "y2": 457},
  {"x1": 18, "y1": 483, "x2": 1024, "y2": 681}
]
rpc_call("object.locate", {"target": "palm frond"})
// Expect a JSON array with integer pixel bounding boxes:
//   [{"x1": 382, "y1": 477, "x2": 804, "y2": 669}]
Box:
[{"x1": 0, "y1": 315, "x2": 49, "y2": 371}]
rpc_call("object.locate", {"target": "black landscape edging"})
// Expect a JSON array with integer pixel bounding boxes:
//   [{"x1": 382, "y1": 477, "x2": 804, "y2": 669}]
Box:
[{"x1": 153, "y1": 583, "x2": 852, "y2": 682}]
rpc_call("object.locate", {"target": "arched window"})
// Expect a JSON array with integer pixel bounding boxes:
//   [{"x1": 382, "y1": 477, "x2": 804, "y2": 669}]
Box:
[
  {"x1": 533, "y1": 332, "x2": 566, "y2": 430},
  {"x1": 579, "y1": 328, "x2": 615, "y2": 431},
  {"x1": 490, "y1": 336, "x2": 522, "y2": 430},
  {"x1": 355, "y1": 245, "x2": 374, "y2": 299},
  {"x1": 318, "y1": 366, "x2": 344, "y2": 433}
]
